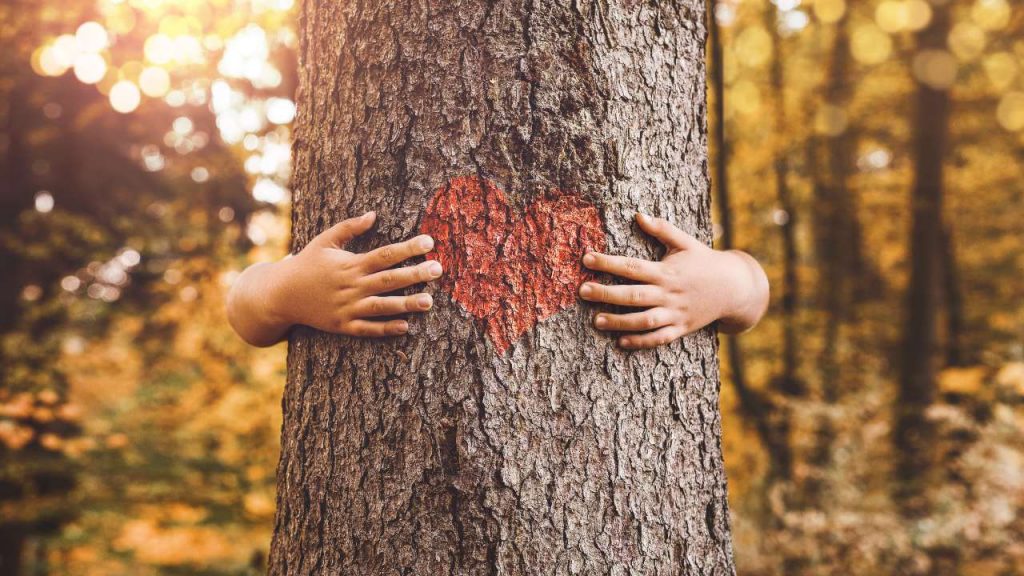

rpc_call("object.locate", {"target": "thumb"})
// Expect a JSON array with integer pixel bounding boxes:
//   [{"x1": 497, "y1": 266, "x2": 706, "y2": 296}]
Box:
[
  {"x1": 317, "y1": 212, "x2": 376, "y2": 248},
  {"x1": 636, "y1": 213, "x2": 701, "y2": 252}
]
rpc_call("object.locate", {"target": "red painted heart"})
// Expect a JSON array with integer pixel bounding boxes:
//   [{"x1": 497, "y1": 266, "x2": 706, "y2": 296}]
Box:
[{"x1": 420, "y1": 176, "x2": 607, "y2": 355}]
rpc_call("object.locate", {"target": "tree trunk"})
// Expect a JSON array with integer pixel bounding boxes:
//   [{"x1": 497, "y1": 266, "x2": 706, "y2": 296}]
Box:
[
  {"x1": 940, "y1": 221, "x2": 965, "y2": 367},
  {"x1": 803, "y1": 10, "x2": 863, "y2": 509},
  {"x1": 761, "y1": 3, "x2": 800, "y2": 487},
  {"x1": 709, "y1": 0, "x2": 775, "y2": 471},
  {"x1": 895, "y1": 0, "x2": 950, "y2": 511},
  {"x1": 269, "y1": 1, "x2": 735, "y2": 575},
  {"x1": 0, "y1": 527, "x2": 25, "y2": 576},
  {"x1": 813, "y1": 10, "x2": 873, "y2": 403},
  {"x1": 766, "y1": 5, "x2": 803, "y2": 402}
]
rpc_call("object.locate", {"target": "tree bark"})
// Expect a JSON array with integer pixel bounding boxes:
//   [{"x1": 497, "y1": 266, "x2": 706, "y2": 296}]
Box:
[{"x1": 270, "y1": 1, "x2": 735, "y2": 574}]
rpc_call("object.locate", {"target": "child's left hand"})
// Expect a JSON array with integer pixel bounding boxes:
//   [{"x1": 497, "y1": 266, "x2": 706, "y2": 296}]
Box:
[{"x1": 579, "y1": 213, "x2": 769, "y2": 349}]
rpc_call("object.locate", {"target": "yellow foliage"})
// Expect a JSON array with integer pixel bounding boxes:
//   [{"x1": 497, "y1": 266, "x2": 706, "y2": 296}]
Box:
[
  {"x1": 113, "y1": 519, "x2": 241, "y2": 566},
  {"x1": 995, "y1": 362, "x2": 1024, "y2": 396},
  {"x1": 938, "y1": 366, "x2": 989, "y2": 396},
  {"x1": 244, "y1": 490, "x2": 276, "y2": 519}
]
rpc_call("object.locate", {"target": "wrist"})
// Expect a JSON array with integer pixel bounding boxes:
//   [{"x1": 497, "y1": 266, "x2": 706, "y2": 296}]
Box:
[
  {"x1": 262, "y1": 257, "x2": 297, "y2": 330},
  {"x1": 716, "y1": 250, "x2": 768, "y2": 334}
]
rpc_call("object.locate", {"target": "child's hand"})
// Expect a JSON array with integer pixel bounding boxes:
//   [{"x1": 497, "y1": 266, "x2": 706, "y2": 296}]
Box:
[
  {"x1": 226, "y1": 212, "x2": 442, "y2": 347},
  {"x1": 579, "y1": 213, "x2": 769, "y2": 350}
]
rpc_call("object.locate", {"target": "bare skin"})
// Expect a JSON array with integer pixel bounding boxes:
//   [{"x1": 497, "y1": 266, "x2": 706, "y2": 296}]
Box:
[
  {"x1": 580, "y1": 213, "x2": 770, "y2": 350},
  {"x1": 228, "y1": 212, "x2": 768, "y2": 350},
  {"x1": 226, "y1": 211, "x2": 442, "y2": 347}
]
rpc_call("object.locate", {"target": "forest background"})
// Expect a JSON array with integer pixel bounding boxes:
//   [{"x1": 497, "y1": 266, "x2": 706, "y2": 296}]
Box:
[{"x1": 1, "y1": 0, "x2": 1022, "y2": 574}]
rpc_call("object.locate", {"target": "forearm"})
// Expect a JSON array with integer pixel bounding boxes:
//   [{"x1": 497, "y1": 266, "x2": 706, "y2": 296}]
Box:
[
  {"x1": 226, "y1": 260, "x2": 293, "y2": 347},
  {"x1": 717, "y1": 250, "x2": 770, "y2": 335}
]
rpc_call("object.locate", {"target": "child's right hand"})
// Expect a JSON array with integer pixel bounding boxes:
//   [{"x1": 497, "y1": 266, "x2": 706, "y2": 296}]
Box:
[{"x1": 226, "y1": 211, "x2": 443, "y2": 347}]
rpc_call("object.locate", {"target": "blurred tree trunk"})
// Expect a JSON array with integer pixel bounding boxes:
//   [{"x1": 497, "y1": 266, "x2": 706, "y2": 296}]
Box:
[
  {"x1": 709, "y1": 1, "x2": 733, "y2": 253},
  {"x1": 0, "y1": 528, "x2": 25, "y2": 576},
  {"x1": 804, "y1": 10, "x2": 866, "y2": 508},
  {"x1": 0, "y1": 80, "x2": 28, "y2": 576},
  {"x1": 0, "y1": 85, "x2": 29, "y2": 334},
  {"x1": 941, "y1": 222, "x2": 965, "y2": 366},
  {"x1": 767, "y1": 5, "x2": 803, "y2": 403},
  {"x1": 815, "y1": 19, "x2": 857, "y2": 402},
  {"x1": 895, "y1": 1, "x2": 950, "y2": 511},
  {"x1": 763, "y1": 3, "x2": 801, "y2": 485},
  {"x1": 710, "y1": 0, "x2": 780, "y2": 472},
  {"x1": 268, "y1": 2, "x2": 736, "y2": 574}
]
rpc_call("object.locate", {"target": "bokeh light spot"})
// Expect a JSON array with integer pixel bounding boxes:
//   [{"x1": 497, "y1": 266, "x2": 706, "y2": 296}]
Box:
[
  {"x1": 949, "y1": 22, "x2": 987, "y2": 61},
  {"x1": 983, "y1": 52, "x2": 1018, "y2": 91},
  {"x1": 814, "y1": 0, "x2": 847, "y2": 24},
  {"x1": 110, "y1": 80, "x2": 142, "y2": 114},
  {"x1": 851, "y1": 24, "x2": 892, "y2": 65},
  {"x1": 912, "y1": 49, "x2": 958, "y2": 90},
  {"x1": 75, "y1": 21, "x2": 109, "y2": 53},
  {"x1": 734, "y1": 26, "x2": 773, "y2": 69},
  {"x1": 191, "y1": 167, "x2": 210, "y2": 183},
  {"x1": 36, "y1": 46, "x2": 70, "y2": 77},
  {"x1": 905, "y1": 0, "x2": 933, "y2": 32},
  {"x1": 35, "y1": 191, "x2": 55, "y2": 213},
  {"x1": 173, "y1": 116, "x2": 194, "y2": 135},
  {"x1": 729, "y1": 80, "x2": 762, "y2": 116},
  {"x1": 144, "y1": 34, "x2": 174, "y2": 65},
  {"x1": 875, "y1": 1, "x2": 908, "y2": 34},
  {"x1": 996, "y1": 92, "x2": 1024, "y2": 132},
  {"x1": 972, "y1": 0, "x2": 1010, "y2": 31},
  {"x1": 266, "y1": 98, "x2": 296, "y2": 125},
  {"x1": 139, "y1": 67, "x2": 171, "y2": 97},
  {"x1": 73, "y1": 53, "x2": 108, "y2": 84}
]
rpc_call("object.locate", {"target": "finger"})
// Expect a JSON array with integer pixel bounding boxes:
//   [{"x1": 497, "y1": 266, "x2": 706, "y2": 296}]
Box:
[
  {"x1": 594, "y1": 307, "x2": 675, "y2": 332},
  {"x1": 636, "y1": 213, "x2": 702, "y2": 252},
  {"x1": 360, "y1": 234, "x2": 435, "y2": 272},
  {"x1": 361, "y1": 260, "x2": 443, "y2": 295},
  {"x1": 319, "y1": 212, "x2": 376, "y2": 248},
  {"x1": 343, "y1": 319, "x2": 409, "y2": 338},
  {"x1": 582, "y1": 252, "x2": 661, "y2": 283},
  {"x1": 579, "y1": 282, "x2": 664, "y2": 307},
  {"x1": 352, "y1": 294, "x2": 433, "y2": 318},
  {"x1": 619, "y1": 325, "x2": 684, "y2": 349}
]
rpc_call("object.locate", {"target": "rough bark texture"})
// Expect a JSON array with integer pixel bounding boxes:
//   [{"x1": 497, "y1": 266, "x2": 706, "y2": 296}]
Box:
[{"x1": 270, "y1": 1, "x2": 734, "y2": 574}]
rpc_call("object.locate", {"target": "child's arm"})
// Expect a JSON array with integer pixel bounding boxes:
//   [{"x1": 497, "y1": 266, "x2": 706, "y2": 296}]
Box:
[
  {"x1": 579, "y1": 213, "x2": 769, "y2": 349},
  {"x1": 227, "y1": 212, "x2": 442, "y2": 347}
]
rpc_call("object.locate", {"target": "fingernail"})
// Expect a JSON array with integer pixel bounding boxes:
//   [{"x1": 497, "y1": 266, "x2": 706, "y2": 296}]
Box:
[
  {"x1": 418, "y1": 235, "x2": 434, "y2": 251},
  {"x1": 417, "y1": 294, "x2": 433, "y2": 309},
  {"x1": 364, "y1": 211, "x2": 376, "y2": 220},
  {"x1": 398, "y1": 321, "x2": 409, "y2": 332},
  {"x1": 637, "y1": 213, "x2": 649, "y2": 223},
  {"x1": 579, "y1": 283, "x2": 592, "y2": 297},
  {"x1": 583, "y1": 253, "x2": 596, "y2": 266},
  {"x1": 595, "y1": 314, "x2": 607, "y2": 327},
  {"x1": 427, "y1": 261, "x2": 443, "y2": 277}
]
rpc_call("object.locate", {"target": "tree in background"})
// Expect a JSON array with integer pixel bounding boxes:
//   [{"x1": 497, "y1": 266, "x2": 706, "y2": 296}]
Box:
[{"x1": 895, "y1": 0, "x2": 951, "y2": 513}]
